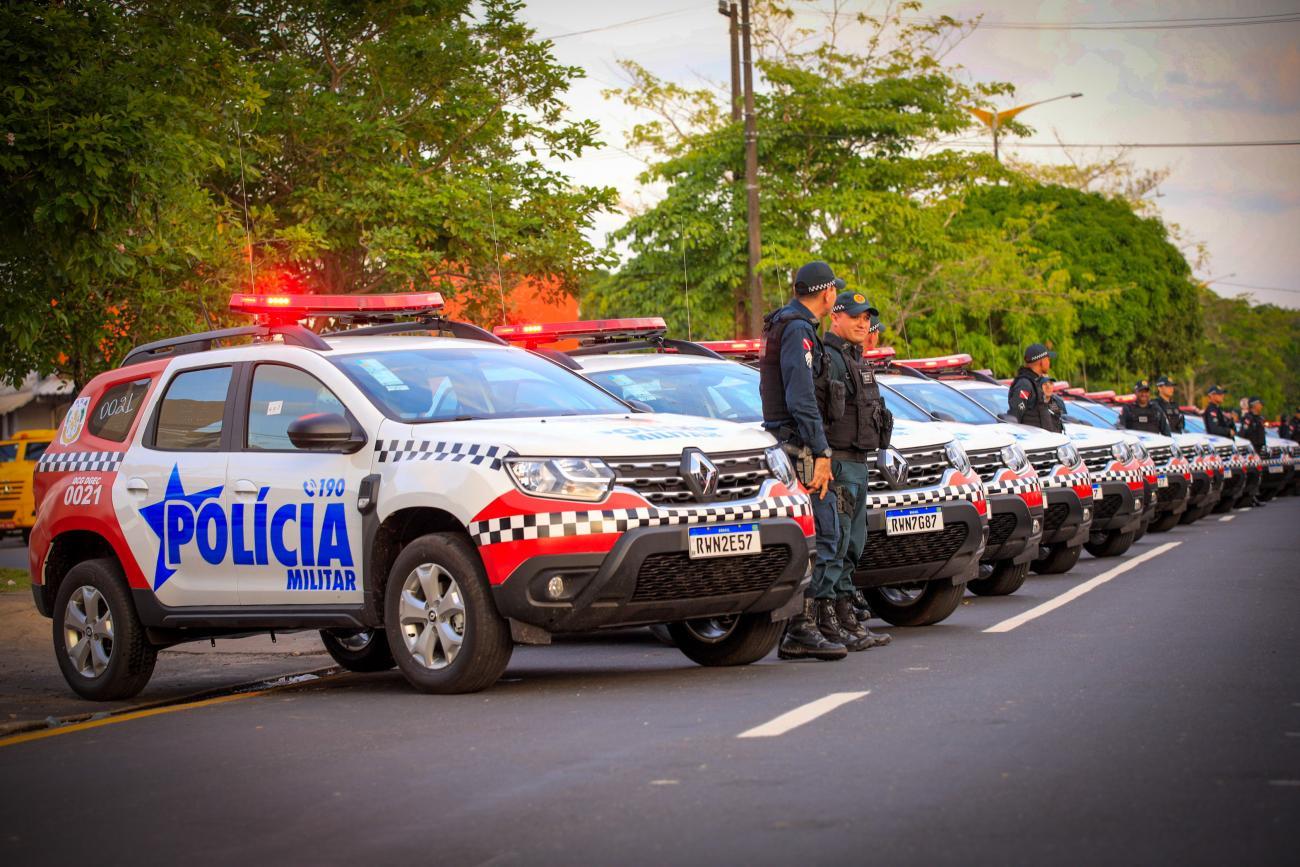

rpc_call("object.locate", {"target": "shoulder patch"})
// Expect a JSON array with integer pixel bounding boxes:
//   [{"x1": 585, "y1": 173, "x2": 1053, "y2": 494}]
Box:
[
  {"x1": 802, "y1": 337, "x2": 813, "y2": 351},
  {"x1": 1019, "y1": 389, "x2": 1030, "y2": 400}
]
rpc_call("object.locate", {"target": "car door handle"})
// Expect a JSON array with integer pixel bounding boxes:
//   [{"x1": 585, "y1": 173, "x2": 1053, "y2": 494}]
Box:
[
  {"x1": 126, "y1": 478, "x2": 149, "y2": 495},
  {"x1": 233, "y1": 480, "x2": 259, "y2": 496}
]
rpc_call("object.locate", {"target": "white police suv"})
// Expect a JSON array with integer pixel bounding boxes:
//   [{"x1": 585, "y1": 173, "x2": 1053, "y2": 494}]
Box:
[{"x1": 29, "y1": 294, "x2": 814, "y2": 699}]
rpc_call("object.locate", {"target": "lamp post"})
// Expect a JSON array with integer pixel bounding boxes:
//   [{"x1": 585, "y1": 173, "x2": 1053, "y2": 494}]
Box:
[{"x1": 966, "y1": 92, "x2": 1083, "y2": 162}]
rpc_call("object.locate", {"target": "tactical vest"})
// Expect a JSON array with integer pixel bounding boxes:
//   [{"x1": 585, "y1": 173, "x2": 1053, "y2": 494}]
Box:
[
  {"x1": 1242, "y1": 412, "x2": 1266, "y2": 449},
  {"x1": 759, "y1": 308, "x2": 830, "y2": 442},
  {"x1": 823, "y1": 338, "x2": 887, "y2": 452},
  {"x1": 1011, "y1": 369, "x2": 1055, "y2": 431},
  {"x1": 1204, "y1": 404, "x2": 1234, "y2": 437},
  {"x1": 1154, "y1": 397, "x2": 1184, "y2": 433},
  {"x1": 1123, "y1": 403, "x2": 1164, "y2": 433}
]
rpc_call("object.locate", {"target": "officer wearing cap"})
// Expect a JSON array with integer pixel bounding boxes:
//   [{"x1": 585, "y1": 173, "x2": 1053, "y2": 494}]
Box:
[
  {"x1": 1241, "y1": 397, "x2": 1267, "y2": 451},
  {"x1": 760, "y1": 260, "x2": 848, "y2": 661},
  {"x1": 821, "y1": 289, "x2": 893, "y2": 651},
  {"x1": 1039, "y1": 376, "x2": 1065, "y2": 433},
  {"x1": 1203, "y1": 385, "x2": 1235, "y2": 437},
  {"x1": 864, "y1": 314, "x2": 884, "y2": 350},
  {"x1": 1278, "y1": 406, "x2": 1300, "y2": 442},
  {"x1": 1119, "y1": 380, "x2": 1171, "y2": 434},
  {"x1": 1153, "y1": 376, "x2": 1185, "y2": 433},
  {"x1": 1008, "y1": 343, "x2": 1057, "y2": 429}
]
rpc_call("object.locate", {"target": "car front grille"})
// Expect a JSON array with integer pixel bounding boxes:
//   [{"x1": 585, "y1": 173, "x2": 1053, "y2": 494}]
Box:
[
  {"x1": 967, "y1": 447, "x2": 1004, "y2": 485},
  {"x1": 1043, "y1": 502, "x2": 1070, "y2": 533},
  {"x1": 607, "y1": 449, "x2": 773, "y2": 505},
  {"x1": 987, "y1": 512, "x2": 1018, "y2": 548},
  {"x1": 630, "y1": 545, "x2": 792, "y2": 602},
  {"x1": 1079, "y1": 445, "x2": 1114, "y2": 474},
  {"x1": 1095, "y1": 494, "x2": 1123, "y2": 522},
  {"x1": 1026, "y1": 447, "x2": 1059, "y2": 476},
  {"x1": 859, "y1": 524, "x2": 969, "y2": 570},
  {"x1": 1237, "y1": 445, "x2": 1252, "y2": 457},
  {"x1": 1149, "y1": 445, "x2": 1173, "y2": 465},
  {"x1": 867, "y1": 445, "x2": 949, "y2": 492},
  {"x1": 0, "y1": 479, "x2": 25, "y2": 507},
  {"x1": 1215, "y1": 444, "x2": 1234, "y2": 460},
  {"x1": 1190, "y1": 477, "x2": 1208, "y2": 497},
  {"x1": 1157, "y1": 485, "x2": 1181, "y2": 504}
]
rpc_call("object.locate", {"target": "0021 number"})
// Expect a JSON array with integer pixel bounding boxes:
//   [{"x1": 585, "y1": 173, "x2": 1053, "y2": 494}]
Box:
[{"x1": 63, "y1": 482, "x2": 102, "y2": 506}]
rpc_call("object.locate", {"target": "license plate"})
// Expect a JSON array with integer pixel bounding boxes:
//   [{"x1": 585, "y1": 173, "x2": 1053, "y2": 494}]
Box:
[
  {"x1": 1268, "y1": 465, "x2": 1283, "y2": 473},
  {"x1": 1092, "y1": 484, "x2": 1102, "y2": 497},
  {"x1": 1224, "y1": 469, "x2": 1233, "y2": 478},
  {"x1": 885, "y1": 506, "x2": 944, "y2": 536},
  {"x1": 0, "y1": 521, "x2": 14, "y2": 530},
  {"x1": 1157, "y1": 475, "x2": 1169, "y2": 488},
  {"x1": 688, "y1": 523, "x2": 761, "y2": 559}
]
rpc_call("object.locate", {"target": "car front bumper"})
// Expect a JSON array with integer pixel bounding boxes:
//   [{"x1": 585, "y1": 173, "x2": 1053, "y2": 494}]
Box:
[
  {"x1": 983, "y1": 493, "x2": 1045, "y2": 566},
  {"x1": 1154, "y1": 471, "x2": 1191, "y2": 518},
  {"x1": 1039, "y1": 487, "x2": 1092, "y2": 548},
  {"x1": 1090, "y1": 480, "x2": 1144, "y2": 536},
  {"x1": 853, "y1": 499, "x2": 988, "y2": 589}
]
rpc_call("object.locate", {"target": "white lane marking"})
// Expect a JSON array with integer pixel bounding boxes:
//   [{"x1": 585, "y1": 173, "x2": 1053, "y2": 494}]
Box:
[
  {"x1": 984, "y1": 542, "x2": 1182, "y2": 634},
  {"x1": 1219, "y1": 515, "x2": 1236, "y2": 523},
  {"x1": 737, "y1": 691, "x2": 869, "y2": 738}
]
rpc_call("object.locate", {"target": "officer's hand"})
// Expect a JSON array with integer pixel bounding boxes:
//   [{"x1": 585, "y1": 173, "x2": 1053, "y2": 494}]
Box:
[{"x1": 811, "y1": 457, "x2": 833, "y2": 499}]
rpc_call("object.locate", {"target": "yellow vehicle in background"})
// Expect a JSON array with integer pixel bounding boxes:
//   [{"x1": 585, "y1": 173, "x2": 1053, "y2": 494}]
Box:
[{"x1": 0, "y1": 429, "x2": 55, "y2": 545}]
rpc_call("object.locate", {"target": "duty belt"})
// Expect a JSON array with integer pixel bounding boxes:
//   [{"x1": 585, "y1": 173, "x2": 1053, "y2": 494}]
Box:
[{"x1": 831, "y1": 448, "x2": 872, "y2": 463}]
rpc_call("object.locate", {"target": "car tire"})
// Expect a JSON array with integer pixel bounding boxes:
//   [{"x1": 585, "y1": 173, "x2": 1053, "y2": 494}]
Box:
[
  {"x1": 383, "y1": 533, "x2": 513, "y2": 694},
  {"x1": 1211, "y1": 495, "x2": 1235, "y2": 514},
  {"x1": 320, "y1": 628, "x2": 396, "y2": 672},
  {"x1": 669, "y1": 614, "x2": 784, "y2": 666},
  {"x1": 967, "y1": 560, "x2": 1029, "y2": 597},
  {"x1": 1085, "y1": 530, "x2": 1135, "y2": 558},
  {"x1": 52, "y1": 558, "x2": 157, "y2": 701},
  {"x1": 1133, "y1": 518, "x2": 1149, "y2": 542},
  {"x1": 1179, "y1": 503, "x2": 1210, "y2": 524},
  {"x1": 1148, "y1": 510, "x2": 1182, "y2": 533},
  {"x1": 865, "y1": 579, "x2": 964, "y2": 627},
  {"x1": 647, "y1": 624, "x2": 677, "y2": 647},
  {"x1": 1031, "y1": 542, "x2": 1082, "y2": 575}
]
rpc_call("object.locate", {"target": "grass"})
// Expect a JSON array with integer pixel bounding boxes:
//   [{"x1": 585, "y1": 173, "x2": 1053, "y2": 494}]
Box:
[{"x1": 1, "y1": 567, "x2": 31, "y2": 594}]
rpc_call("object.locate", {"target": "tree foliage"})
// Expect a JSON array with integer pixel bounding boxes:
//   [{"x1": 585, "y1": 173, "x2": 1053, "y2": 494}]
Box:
[{"x1": 1194, "y1": 290, "x2": 1300, "y2": 418}]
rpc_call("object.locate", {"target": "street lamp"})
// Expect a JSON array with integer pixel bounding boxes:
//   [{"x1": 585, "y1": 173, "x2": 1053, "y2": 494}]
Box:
[{"x1": 965, "y1": 92, "x2": 1083, "y2": 162}]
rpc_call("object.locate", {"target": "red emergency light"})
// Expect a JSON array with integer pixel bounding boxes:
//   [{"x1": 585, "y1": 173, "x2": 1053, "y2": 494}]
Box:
[
  {"x1": 229, "y1": 292, "x2": 444, "y2": 323},
  {"x1": 894, "y1": 353, "x2": 973, "y2": 375},
  {"x1": 696, "y1": 339, "x2": 763, "y2": 358},
  {"x1": 494, "y1": 318, "x2": 666, "y2": 346},
  {"x1": 862, "y1": 346, "x2": 897, "y2": 364},
  {"x1": 1065, "y1": 387, "x2": 1087, "y2": 397},
  {"x1": 1114, "y1": 393, "x2": 1136, "y2": 404},
  {"x1": 1085, "y1": 390, "x2": 1117, "y2": 402},
  {"x1": 1053, "y1": 380, "x2": 1071, "y2": 390}
]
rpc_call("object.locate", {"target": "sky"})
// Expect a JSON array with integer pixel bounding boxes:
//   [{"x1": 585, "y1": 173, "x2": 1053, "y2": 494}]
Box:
[{"x1": 515, "y1": 0, "x2": 1300, "y2": 309}]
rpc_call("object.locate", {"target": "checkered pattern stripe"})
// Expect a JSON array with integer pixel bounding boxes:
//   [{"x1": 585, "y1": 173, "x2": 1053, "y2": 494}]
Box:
[
  {"x1": 36, "y1": 451, "x2": 122, "y2": 474},
  {"x1": 374, "y1": 439, "x2": 514, "y2": 471},
  {"x1": 1040, "y1": 469, "x2": 1091, "y2": 490},
  {"x1": 469, "y1": 494, "x2": 812, "y2": 546},
  {"x1": 1091, "y1": 467, "x2": 1144, "y2": 485},
  {"x1": 864, "y1": 481, "x2": 984, "y2": 510},
  {"x1": 984, "y1": 474, "x2": 1041, "y2": 496}
]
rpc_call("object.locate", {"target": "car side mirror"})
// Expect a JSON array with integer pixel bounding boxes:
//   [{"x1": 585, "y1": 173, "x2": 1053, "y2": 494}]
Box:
[
  {"x1": 287, "y1": 413, "x2": 367, "y2": 453},
  {"x1": 931, "y1": 410, "x2": 957, "y2": 423},
  {"x1": 626, "y1": 399, "x2": 654, "y2": 413}
]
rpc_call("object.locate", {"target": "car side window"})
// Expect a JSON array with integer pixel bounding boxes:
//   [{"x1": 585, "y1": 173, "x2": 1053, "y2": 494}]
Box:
[
  {"x1": 246, "y1": 364, "x2": 347, "y2": 451},
  {"x1": 153, "y1": 366, "x2": 232, "y2": 451},
  {"x1": 88, "y1": 378, "x2": 152, "y2": 442}
]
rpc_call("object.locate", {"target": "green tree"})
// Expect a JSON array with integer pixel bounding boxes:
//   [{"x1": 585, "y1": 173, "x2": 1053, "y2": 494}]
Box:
[{"x1": 1194, "y1": 289, "x2": 1300, "y2": 417}]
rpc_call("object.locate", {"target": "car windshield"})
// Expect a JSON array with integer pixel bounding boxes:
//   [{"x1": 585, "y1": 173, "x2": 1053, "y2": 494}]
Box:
[
  {"x1": 876, "y1": 385, "x2": 935, "y2": 422},
  {"x1": 332, "y1": 347, "x2": 629, "y2": 422},
  {"x1": 585, "y1": 362, "x2": 764, "y2": 422},
  {"x1": 1066, "y1": 400, "x2": 1120, "y2": 428},
  {"x1": 1183, "y1": 414, "x2": 1206, "y2": 434},
  {"x1": 888, "y1": 380, "x2": 999, "y2": 425},
  {"x1": 0, "y1": 443, "x2": 16, "y2": 462}
]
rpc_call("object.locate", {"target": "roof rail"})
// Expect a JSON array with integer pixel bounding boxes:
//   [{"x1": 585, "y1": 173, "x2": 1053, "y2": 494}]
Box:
[
  {"x1": 119, "y1": 324, "x2": 330, "y2": 368},
  {"x1": 322, "y1": 318, "x2": 506, "y2": 345},
  {"x1": 568, "y1": 337, "x2": 725, "y2": 360}
]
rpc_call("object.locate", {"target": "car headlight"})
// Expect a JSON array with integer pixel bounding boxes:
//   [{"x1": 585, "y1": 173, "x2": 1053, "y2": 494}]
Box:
[
  {"x1": 1132, "y1": 442, "x2": 1148, "y2": 461},
  {"x1": 1000, "y1": 443, "x2": 1028, "y2": 474},
  {"x1": 1057, "y1": 443, "x2": 1081, "y2": 468},
  {"x1": 505, "y1": 457, "x2": 615, "y2": 502},
  {"x1": 1111, "y1": 442, "x2": 1129, "y2": 463},
  {"x1": 1170, "y1": 442, "x2": 1183, "y2": 460},
  {"x1": 765, "y1": 446, "x2": 797, "y2": 488},
  {"x1": 945, "y1": 440, "x2": 971, "y2": 475}
]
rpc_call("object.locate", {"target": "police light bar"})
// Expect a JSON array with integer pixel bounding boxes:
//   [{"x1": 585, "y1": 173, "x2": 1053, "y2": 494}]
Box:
[
  {"x1": 1053, "y1": 380, "x2": 1071, "y2": 390},
  {"x1": 1115, "y1": 394, "x2": 1136, "y2": 404},
  {"x1": 862, "y1": 346, "x2": 896, "y2": 364},
  {"x1": 696, "y1": 339, "x2": 763, "y2": 357},
  {"x1": 493, "y1": 318, "x2": 666, "y2": 346},
  {"x1": 229, "y1": 292, "x2": 445, "y2": 322},
  {"x1": 894, "y1": 353, "x2": 973, "y2": 375},
  {"x1": 1085, "y1": 390, "x2": 1117, "y2": 402},
  {"x1": 1065, "y1": 387, "x2": 1087, "y2": 397}
]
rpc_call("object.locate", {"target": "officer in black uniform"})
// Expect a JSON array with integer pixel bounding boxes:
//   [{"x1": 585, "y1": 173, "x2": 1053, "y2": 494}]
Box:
[
  {"x1": 865, "y1": 314, "x2": 884, "y2": 351},
  {"x1": 1203, "y1": 385, "x2": 1235, "y2": 437},
  {"x1": 760, "y1": 260, "x2": 848, "y2": 661},
  {"x1": 1008, "y1": 343, "x2": 1058, "y2": 430},
  {"x1": 1119, "y1": 381, "x2": 1171, "y2": 434},
  {"x1": 1240, "y1": 397, "x2": 1268, "y2": 506},
  {"x1": 1279, "y1": 407, "x2": 1300, "y2": 442},
  {"x1": 822, "y1": 290, "x2": 893, "y2": 651},
  {"x1": 1153, "y1": 376, "x2": 1185, "y2": 433},
  {"x1": 1040, "y1": 376, "x2": 1065, "y2": 433}
]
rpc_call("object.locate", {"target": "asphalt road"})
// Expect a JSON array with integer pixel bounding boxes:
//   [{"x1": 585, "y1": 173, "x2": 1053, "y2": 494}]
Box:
[{"x1": 2, "y1": 501, "x2": 1298, "y2": 866}]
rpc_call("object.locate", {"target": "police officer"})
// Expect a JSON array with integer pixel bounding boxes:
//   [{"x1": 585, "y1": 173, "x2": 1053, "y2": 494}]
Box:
[
  {"x1": 1153, "y1": 376, "x2": 1185, "y2": 433},
  {"x1": 1278, "y1": 407, "x2": 1300, "y2": 442},
  {"x1": 1009, "y1": 343, "x2": 1058, "y2": 430},
  {"x1": 1203, "y1": 385, "x2": 1235, "y2": 437},
  {"x1": 1240, "y1": 397, "x2": 1268, "y2": 507},
  {"x1": 864, "y1": 314, "x2": 884, "y2": 351},
  {"x1": 1119, "y1": 380, "x2": 1171, "y2": 434},
  {"x1": 822, "y1": 290, "x2": 893, "y2": 650},
  {"x1": 1040, "y1": 376, "x2": 1065, "y2": 433},
  {"x1": 760, "y1": 260, "x2": 848, "y2": 661}
]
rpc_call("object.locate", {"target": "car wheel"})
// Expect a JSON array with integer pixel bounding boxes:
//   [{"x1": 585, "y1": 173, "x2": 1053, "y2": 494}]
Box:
[
  {"x1": 668, "y1": 614, "x2": 783, "y2": 666},
  {"x1": 1031, "y1": 542, "x2": 1082, "y2": 575},
  {"x1": 967, "y1": 560, "x2": 1029, "y2": 597},
  {"x1": 1148, "y1": 510, "x2": 1182, "y2": 533},
  {"x1": 1084, "y1": 530, "x2": 1135, "y2": 558},
  {"x1": 647, "y1": 624, "x2": 677, "y2": 646},
  {"x1": 52, "y1": 558, "x2": 156, "y2": 701},
  {"x1": 383, "y1": 533, "x2": 512, "y2": 694},
  {"x1": 865, "y1": 579, "x2": 964, "y2": 627},
  {"x1": 320, "y1": 628, "x2": 396, "y2": 672}
]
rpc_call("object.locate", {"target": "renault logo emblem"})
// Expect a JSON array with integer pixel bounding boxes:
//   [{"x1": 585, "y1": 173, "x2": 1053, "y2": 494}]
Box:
[
  {"x1": 879, "y1": 447, "x2": 910, "y2": 490},
  {"x1": 681, "y1": 448, "x2": 720, "y2": 501}
]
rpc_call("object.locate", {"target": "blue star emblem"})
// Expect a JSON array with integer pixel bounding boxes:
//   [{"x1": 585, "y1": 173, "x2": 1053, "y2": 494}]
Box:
[{"x1": 139, "y1": 465, "x2": 224, "y2": 591}]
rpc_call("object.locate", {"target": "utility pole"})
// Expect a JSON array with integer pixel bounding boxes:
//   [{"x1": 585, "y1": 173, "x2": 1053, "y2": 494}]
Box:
[
  {"x1": 740, "y1": 0, "x2": 763, "y2": 336},
  {"x1": 719, "y1": 2, "x2": 744, "y2": 336}
]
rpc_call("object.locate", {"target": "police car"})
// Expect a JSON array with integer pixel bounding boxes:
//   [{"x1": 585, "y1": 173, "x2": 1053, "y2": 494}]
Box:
[
  {"x1": 1259, "y1": 429, "x2": 1296, "y2": 500},
  {"x1": 494, "y1": 321, "x2": 990, "y2": 628},
  {"x1": 1178, "y1": 409, "x2": 1247, "y2": 514},
  {"x1": 29, "y1": 294, "x2": 816, "y2": 700}
]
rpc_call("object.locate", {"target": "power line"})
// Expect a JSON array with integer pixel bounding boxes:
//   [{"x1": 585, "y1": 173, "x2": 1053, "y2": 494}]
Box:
[
  {"x1": 1216, "y1": 281, "x2": 1300, "y2": 295},
  {"x1": 950, "y1": 138, "x2": 1300, "y2": 149},
  {"x1": 541, "y1": 7, "x2": 698, "y2": 41},
  {"x1": 965, "y1": 11, "x2": 1300, "y2": 31}
]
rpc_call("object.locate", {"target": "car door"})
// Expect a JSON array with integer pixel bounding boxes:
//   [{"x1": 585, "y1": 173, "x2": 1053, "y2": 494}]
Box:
[
  {"x1": 230, "y1": 361, "x2": 372, "y2": 606},
  {"x1": 116, "y1": 364, "x2": 237, "y2": 607}
]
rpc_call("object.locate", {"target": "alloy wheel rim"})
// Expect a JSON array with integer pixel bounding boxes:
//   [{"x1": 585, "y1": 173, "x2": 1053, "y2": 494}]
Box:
[
  {"x1": 398, "y1": 563, "x2": 466, "y2": 670},
  {"x1": 682, "y1": 616, "x2": 739, "y2": 644},
  {"x1": 63, "y1": 585, "x2": 113, "y2": 679},
  {"x1": 334, "y1": 629, "x2": 374, "y2": 653},
  {"x1": 878, "y1": 583, "x2": 925, "y2": 606}
]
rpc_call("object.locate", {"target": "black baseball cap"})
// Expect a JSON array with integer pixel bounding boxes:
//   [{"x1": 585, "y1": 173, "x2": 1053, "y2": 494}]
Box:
[
  {"x1": 794, "y1": 261, "x2": 838, "y2": 296},
  {"x1": 1207, "y1": 385, "x2": 1225, "y2": 395},
  {"x1": 1249, "y1": 396, "x2": 1263, "y2": 405},
  {"x1": 1155, "y1": 375, "x2": 1174, "y2": 387},
  {"x1": 831, "y1": 290, "x2": 879, "y2": 317},
  {"x1": 868, "y1": 313, "x2": 884, "y2": 334},
  {"x1": 1024, "y1": 343, "x2": 1056, "y2": 363},
  {"x1": 1134, "y1": 379, "x2": 1151, "y2": 392}
]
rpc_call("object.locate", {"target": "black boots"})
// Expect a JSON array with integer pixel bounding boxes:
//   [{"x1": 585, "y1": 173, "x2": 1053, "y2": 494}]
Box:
[
  {"x1": 834, "y1": 596, "x2": 891, "y2": 649},
  {"x1": 778, "y1": 598, "x2": 847, "y2": 661},
  {"x1": 815, "y1": 598, "x2": 874, "y2": 652}
]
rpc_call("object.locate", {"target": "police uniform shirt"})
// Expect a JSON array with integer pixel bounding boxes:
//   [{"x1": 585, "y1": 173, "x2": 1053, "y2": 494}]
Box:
[
  {"x1": 760, "y1": 300, "x2": 831, "y2": 455},
  {"x1": 1153, "y1": 397, "x2": 1185, "y2": 434},
  {"x1": 1008, "y1": 367, "x2": 1057, "y2": 431},
  {"x1": 1240, "y1": 411, "x2": 1267, "y2": 450},
  {"x1": 1204, "y1": 403, "x2": 1235, "y2": 437},
  {"x1": 1120, "y1": 401, "x2": 1171, "y2": 435}
]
